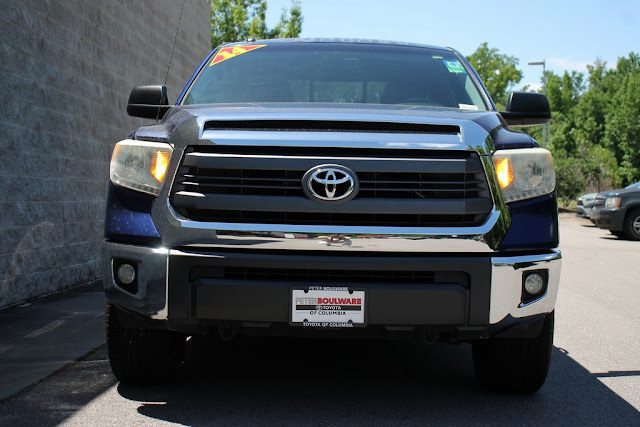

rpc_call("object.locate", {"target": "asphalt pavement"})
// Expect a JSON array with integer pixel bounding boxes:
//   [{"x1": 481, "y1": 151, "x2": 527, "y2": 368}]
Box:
[
  {"x1": 0, "y1": 215, "x2": 638, "y2": 425},
  {"x1": 0, "y1": 282, "x2": 105, "y2": 400}
]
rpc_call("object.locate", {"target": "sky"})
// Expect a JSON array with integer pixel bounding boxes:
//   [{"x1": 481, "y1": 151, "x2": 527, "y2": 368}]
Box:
[{"x1": 265, "y1": 0, "x2": 639, "y2": 90}]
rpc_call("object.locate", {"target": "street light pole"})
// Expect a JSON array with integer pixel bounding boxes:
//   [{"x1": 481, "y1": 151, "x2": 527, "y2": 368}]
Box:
[{"x1": 528, "y1": 60, "x2": 548, "y2": 147}]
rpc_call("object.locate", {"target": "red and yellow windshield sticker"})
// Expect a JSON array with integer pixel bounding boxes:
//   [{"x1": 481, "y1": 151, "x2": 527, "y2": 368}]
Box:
[{"x1": 209, "y1": 44, "x2": 267, "y2": 66}]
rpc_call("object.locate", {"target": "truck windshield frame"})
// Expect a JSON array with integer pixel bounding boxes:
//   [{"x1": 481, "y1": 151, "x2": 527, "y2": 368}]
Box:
[{"x1": 181, "y1": 43, "x2": 490, "y2": 111}]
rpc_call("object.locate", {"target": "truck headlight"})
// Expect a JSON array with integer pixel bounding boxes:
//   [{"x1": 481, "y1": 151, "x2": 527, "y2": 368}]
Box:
[
  {"x1": 492, "y1": 148, "x2": 555, "y2": 203},
  {"x1": 110, "y1": 139, "x2": 173, "y2": 196},
  {"x1": 604, "y1": 197, "x2": 621, "y2": 208}
]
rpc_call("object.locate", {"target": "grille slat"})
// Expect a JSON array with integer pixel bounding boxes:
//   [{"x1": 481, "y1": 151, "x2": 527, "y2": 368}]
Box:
[
  {"x1": 187, "y1": 175, "x2": 302, "y2": 183},
  {"x1": 183, "y1": 182, "x2": 302, "y2": 190},
  {"x1": 360, "y1": 187, "x2": 483, "y2": 192},
  {"x1": 360, "y1": 179, "x2": 483, "y2": 185}
]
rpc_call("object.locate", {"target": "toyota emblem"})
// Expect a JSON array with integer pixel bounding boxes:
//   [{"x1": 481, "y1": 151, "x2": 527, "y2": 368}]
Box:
[{"x1": 302, "y1": 164, "x2": 358, "y2": 202}]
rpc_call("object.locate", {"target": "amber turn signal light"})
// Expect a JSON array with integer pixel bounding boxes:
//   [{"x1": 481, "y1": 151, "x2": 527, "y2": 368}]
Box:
[
  {"x1": 493, "y1": 157, "x2": 514, "y2": 190},
  {"x1": 150, "y1": 151, "x2": 171, "y2": 183}
]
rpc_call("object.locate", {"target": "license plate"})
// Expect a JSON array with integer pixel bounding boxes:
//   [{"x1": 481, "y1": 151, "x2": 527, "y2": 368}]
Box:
[{"x1": 291, "y1": 287, "x2": 365, "y2": 327}]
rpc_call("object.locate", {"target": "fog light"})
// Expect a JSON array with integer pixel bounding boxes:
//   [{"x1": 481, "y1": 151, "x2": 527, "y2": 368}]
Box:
[
  {"x1": 521, "y1": 270, "x2": 549, "y2": 305},
  {"x1": 524, "y1": 273, "x2": 544, "y2": 295},
  {"x1": 117, "y1": 263, "x2": 136, "y2": 285}
]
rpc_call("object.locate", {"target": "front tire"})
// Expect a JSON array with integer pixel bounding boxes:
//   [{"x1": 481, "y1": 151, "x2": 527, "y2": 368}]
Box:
[
  {"x1": 473, "y1": 312, "x2": 554, "y2": 393},
  {"x1": 106, "y1": 303, "x2": 185, "y2": 384},
  {"x1": 623, "y1": 208, "x2": 640, "y2": 241}
]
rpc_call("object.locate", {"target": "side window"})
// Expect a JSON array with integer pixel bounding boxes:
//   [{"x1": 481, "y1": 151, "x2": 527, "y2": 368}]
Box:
[{"x1": 464, "y1": 75, "x2": 485, "y2": 109}]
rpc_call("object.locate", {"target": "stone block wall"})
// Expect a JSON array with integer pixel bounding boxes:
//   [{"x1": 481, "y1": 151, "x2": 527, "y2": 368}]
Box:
[{"x1": 0, "y1": 0, "x2": 211, "y2": 308}]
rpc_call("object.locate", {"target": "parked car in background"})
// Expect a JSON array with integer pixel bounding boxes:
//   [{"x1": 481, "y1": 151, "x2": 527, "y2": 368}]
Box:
[
  {"x1": 576, "y1": 192, "x2": 598, "y2": 218},
  {"x1": 591, "y1": 181, "x2": 640, "y2": 239}
]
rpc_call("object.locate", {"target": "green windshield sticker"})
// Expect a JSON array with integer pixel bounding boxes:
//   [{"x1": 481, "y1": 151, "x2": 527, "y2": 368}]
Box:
[
  {"x1": 432, "y1": 55, "x2": 443, "y2": 59},
  {"x1": 444, "y1": 60, "x2": 466, "y2": 74}
]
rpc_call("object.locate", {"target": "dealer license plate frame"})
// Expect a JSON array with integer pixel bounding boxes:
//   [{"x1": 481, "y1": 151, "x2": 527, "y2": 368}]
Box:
[{"x1": 290, "y1": 286, "x2": 367, "y2": 328}]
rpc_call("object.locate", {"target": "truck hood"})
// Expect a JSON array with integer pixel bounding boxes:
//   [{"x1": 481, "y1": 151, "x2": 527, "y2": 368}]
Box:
[
  {"x1": 603, "y1": 187, "x2": 640, "y2": 197},
  {"x1": 133, "y1": 103, "x2": 537, "y2": 153}
]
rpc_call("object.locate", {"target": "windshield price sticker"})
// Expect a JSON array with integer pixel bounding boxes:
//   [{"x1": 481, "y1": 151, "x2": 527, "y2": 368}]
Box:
[
  {"x1": 209, "y1": 44, "x2": 267, "y2": 66},
  {"x1": 291, "y1": 287, "x2": 365, "y2": 327},
  {"x1": 444, "y1": 59, "x2": 466, "y2": 74}
]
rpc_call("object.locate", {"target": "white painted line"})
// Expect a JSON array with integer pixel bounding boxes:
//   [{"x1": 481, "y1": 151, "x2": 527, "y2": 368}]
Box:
[
  {"x1": 24, "y1": 320, "x2": 66, "y2": 339},
  {"x1": 0, "y1": 345, "x2": 14, "y2": 355}
]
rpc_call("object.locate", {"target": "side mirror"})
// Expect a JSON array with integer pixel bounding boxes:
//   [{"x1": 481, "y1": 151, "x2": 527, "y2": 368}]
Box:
[
  {"x1": 127, "y1": 85, "x2": 170, "y2": 119},
  {"x1": 500, "y1": 92, "x2": 551, "y2": 127}
]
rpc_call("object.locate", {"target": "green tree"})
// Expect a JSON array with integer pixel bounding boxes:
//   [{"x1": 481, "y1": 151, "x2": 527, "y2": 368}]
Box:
[
  {"x1": 467, "y1": 43, "x2": 523, "y2": 108},
  {"x1": 581, "y1": 144, "x2": 620, "y2": 191},
  {"x1": 554, "y1": 154, "x2": 585, "y2": 206},
  {"x1": 211, "y1": 0, "x2": 303, "y2": 48},
  {"x1": 545, "y1": 70, "x2": 585, "y2": 115},
  {"x1": 602, "y1": 53, "x2": 640, "y2": 184}
]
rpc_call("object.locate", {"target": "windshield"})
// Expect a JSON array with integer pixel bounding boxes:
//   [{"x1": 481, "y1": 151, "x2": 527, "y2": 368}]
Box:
[
  {"x1": 625, "y1": 181, "x2": 640, "y2": 189},
  {"x1": 182, "y1": 43, "x2": 489, "y2": 110}
]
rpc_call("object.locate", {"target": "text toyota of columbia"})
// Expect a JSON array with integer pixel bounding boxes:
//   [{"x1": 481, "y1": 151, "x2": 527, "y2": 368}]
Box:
[{"x1": 104, "y1": 39, "x2": 560, "y2": 393}]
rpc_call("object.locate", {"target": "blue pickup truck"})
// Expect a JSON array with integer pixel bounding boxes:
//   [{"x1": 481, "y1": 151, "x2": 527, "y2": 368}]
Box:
[{"x1": 103, "y1": 39, "x2": 561, "y2": 393}]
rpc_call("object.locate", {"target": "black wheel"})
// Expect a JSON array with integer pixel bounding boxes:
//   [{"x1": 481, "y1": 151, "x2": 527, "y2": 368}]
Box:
[
  {"x1": 106, "y1": 303, "x2": 185, "y2": 384},
  {"x1": 473, "y1": 312, "x2": 554, "y2": 393},
  {"x1": 623, "y1": 208, "x2": 640, "y2": 241}
]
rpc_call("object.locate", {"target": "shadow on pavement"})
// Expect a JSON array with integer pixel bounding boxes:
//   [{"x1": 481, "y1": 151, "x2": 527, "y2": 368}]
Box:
[
  {"x1": 0, "y1": 346, "x2": 116, "y2": 425},
  {"x1": 112, "y1": 336, "x2": 640, "y2": 425}
]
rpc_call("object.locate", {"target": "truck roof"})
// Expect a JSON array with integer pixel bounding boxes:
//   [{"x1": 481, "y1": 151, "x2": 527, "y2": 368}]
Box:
[{"x1": 219, "y1": 37, "x2": 452, "y2": 52}]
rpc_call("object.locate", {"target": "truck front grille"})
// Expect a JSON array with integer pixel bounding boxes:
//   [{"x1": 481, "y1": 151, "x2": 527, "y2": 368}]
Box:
[{"x1": 170, "y1": 146, "x2": 493, "y2": 227}]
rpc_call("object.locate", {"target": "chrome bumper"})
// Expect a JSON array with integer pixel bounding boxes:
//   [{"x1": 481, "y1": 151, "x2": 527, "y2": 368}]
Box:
[
  {"x1": 489, "y1": 249, "x2": 562, "y2": 323},
  {"x1": 103, "y1": 241, "x2": 561, "y2": 326}
]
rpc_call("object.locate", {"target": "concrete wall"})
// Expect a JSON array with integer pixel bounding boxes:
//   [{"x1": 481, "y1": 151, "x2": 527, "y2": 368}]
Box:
[{"x1": 0, "y1": 0, "x2": 212, "y2": 308}]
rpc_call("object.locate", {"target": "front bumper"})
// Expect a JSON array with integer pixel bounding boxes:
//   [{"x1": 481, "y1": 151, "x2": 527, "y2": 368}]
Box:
[
  {"x1": 594, "y1": 208, "x2": 625, "y2": 231},
  {"x1": 576, "y1": 204, "x2": 593, "y2": 218},
  {"x1": 103, "y1": 241, "x2": 561, "y2": 338}
]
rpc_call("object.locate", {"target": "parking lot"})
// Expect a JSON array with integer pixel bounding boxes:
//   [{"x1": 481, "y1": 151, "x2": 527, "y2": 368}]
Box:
[{"x1": 1, "y1": 214, "x2": 638, "y2": 425}]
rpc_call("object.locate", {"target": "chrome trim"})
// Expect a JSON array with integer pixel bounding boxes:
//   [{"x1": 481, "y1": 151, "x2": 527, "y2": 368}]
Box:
[
  {"x1": 165, "y1": 202, "x2": 502, "y2": 253},
  {"x1": 194, "y1": 112, "x2": 493, "y2": 154},
  {"x1": 489, "y1": 249, "x2": 562, "y2": 324},
  {"x1": 151, "y1": 250, "x2": 225, "y2": 319},
  {"x1": 169, "y1": 250, "x2": 225, "y2": 258},
  {"x1": 151, "y1": 252, "x2": 171, "y2": 320},
  {"x1": 517, "y1": 291, "x2": 548, "y2": 309},
  {"x1": 175, "y1": 205, "x2": 500, "y2": 235},
  {"x1": 303, "y1": 164, "x2": 358, "y2": 202}
]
